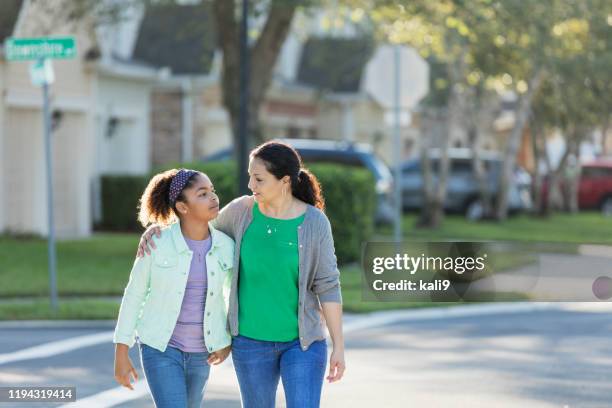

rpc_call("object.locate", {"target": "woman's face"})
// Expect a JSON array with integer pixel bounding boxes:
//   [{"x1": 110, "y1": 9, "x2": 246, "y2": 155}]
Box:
[
  {"x1": 248, "y1": 157, "x2": 288, "y2": 204},
  {"x1": 177, "y1": 174, "x2": 220, "y2": 222}
]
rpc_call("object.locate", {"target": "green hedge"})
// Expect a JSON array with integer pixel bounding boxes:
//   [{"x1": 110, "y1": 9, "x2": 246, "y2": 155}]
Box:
[
  {"x1": 99, "y1": 176, "x2": 149, "y2": 231},
  {"x1": 99, "y1": 161, "x2": 375, "y2": 263}
]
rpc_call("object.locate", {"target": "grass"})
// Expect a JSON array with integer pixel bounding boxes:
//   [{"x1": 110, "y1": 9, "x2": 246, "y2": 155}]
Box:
[
  {"x1": 0, "y1": 233, "x2": 138, "y2": 297},
  {"x1": 2, "y1": 211, "x2": 611, "y2": 319},
  {"x1": 378, "y1": 211, "x2": 612, "y2": 245}
]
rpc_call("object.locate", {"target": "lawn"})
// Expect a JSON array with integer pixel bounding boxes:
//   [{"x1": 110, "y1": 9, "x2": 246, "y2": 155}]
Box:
[
  {"x1": 379, "y1": 212, "x2": 612, "y2": 244},
  {"x1": 1, "y1": 211, "x2": 611, "y2": 319}
]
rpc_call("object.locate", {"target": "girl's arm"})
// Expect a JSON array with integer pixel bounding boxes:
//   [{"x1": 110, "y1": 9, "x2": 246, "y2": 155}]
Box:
[
  {"x1": 113, "y1": 253, "x2": 151, "y2": 389},
  {"x1": 114, "y1": 254, "x2": 152, "y2": 347}
]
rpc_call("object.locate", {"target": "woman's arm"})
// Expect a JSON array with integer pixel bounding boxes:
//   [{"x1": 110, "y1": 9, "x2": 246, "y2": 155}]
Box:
[
  {"x1": 136, "y1": 196, "x2": 250, "y2": 257},
  {"x1": 312, "y1": 214, "x2": 345, "y2": 382},
  {"x1": 321, "y1": 302, "x2": 345, "y2": 383}
]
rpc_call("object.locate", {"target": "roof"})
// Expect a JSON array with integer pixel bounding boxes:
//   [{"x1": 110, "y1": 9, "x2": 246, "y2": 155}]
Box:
[
  {"x1": 0, "y1": 0, "x2": 22, "y2": 43},
  {"x1": 132, "y1": 2, "x2": 216, "y2": 75},
  {"x1": 296, "y1": 36, "x2": 374, "y2": 93}
]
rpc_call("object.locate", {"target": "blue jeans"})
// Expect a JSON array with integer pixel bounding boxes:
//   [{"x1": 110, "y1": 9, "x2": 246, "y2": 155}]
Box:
[
  {"x1": 231, "y1": 334, "x2": 327, "y2": 408},
  {"x1": 139, "y1": 343, "x2": 211, "y2": 408}
]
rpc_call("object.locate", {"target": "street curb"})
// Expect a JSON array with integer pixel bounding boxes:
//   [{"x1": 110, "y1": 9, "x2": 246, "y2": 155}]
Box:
[
  {"x1": 2, "y1": 301, "x2": 610, "y2": 331},
  {"x1": 0, "y1": 320, "x2": 117, "y2": 329},
  {"x1": 343, "y1": 301, "x2": 612, "y2": 334}
]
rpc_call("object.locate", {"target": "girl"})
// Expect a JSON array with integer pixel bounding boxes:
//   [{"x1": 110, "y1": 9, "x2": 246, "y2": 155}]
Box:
[
  {"x1": 114, "y1": 168, "x2": 234, "y2": 408},
  {"x1": 139, "y1": 143, "x2": 345, "y2": 408}
]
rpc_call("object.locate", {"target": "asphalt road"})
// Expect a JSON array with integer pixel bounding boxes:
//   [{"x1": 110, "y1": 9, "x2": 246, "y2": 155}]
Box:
[{"x1": 1, "y1": 303, "x2": 611, "y2": 407}]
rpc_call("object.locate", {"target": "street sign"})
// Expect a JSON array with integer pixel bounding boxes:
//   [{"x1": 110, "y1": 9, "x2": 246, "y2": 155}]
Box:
[
  {"x1": 29, "y1": 59, "x2": 55, "y2": 86},
  {"x1": 5, "y1": 37, "x2": 77, "y2": 61},
  {"x1": 3, "y1": 36, "x2": 74, "y2": 313}
]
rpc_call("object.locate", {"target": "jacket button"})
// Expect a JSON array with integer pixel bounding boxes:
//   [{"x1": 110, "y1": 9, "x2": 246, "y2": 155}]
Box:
[
  {"x1": 207, "y1": 330, "x2": 211, "y2": 335},
  {"x1": 209, "y1": 292, "x2": 213, "y2": 296},
  {"x1": 207, "y1": 312, "x2": 211, "y2": 316},
  {"x1": 299, "y1": 245, "x2": 303, "y2": 248},
  {"x1": 211, "y1": 272, "x2": 215, "y2": 276}
]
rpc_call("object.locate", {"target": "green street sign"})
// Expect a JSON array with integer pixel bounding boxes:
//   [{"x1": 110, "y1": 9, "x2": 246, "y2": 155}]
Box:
[{"x1": 4, "y1": 37, "x2": 77, "y2": 61}]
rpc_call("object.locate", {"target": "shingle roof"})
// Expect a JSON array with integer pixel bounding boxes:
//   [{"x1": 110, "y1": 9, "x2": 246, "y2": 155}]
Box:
[
  {"x1": 132, "y1": 2, "x2": 216, "y2": 75},
  {"x1": 296, "y1": 36, "x2": 374, "y2": 93},
  {"x1": 0, "y1": 0, "x2": 23, "y2": 43}
]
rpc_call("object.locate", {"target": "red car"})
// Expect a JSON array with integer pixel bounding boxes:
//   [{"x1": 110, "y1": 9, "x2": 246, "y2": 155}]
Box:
[
  {"x1": 540, "y1": 160, "x2": 612, "y2": 215},
  {"x1": 578, "y1": 160, "x2": 612, "y2": 214}
]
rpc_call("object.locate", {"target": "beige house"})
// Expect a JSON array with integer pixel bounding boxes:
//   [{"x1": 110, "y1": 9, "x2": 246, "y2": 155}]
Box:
[
  {"x1": 0, "y1": 0, "x2": 158, "y2": 238},
  {"x1": 0, "y1": 1, "x2": 432, "y2": 238}
]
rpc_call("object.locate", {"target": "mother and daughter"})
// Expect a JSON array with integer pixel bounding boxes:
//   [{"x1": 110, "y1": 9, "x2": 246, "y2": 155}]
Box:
[{"x1": 112, "y1": 141, "x2": 345, "y2": 408}]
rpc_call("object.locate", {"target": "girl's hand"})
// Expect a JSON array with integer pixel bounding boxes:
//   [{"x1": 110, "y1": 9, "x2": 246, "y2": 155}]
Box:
[
  {"x1": 327, "y1": 347, "x2": 345, "y2": 383},
  {"x1": 136, "y1": 225, "x2": 162, "y2": 257},
  {"x1": 114, "y1": 351, "x2": 138, "y2": 390},
  {"x1": 207, "y1": 345, "x2": 231, "y2": 365}
]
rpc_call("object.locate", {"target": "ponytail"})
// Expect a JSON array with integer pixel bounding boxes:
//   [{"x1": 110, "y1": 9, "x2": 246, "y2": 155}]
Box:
[
  {"x1": 293, "y1": 168, "x2": 325, "y2": 211},
  {"x1": 250, "y1": 141, "x2": 325, "y2": 210}
]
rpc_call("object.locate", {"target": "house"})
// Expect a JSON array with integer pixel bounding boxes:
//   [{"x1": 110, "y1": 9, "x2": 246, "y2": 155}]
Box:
[{"x1": 0, "y1": 0, "x2": 159, "y2": 238}]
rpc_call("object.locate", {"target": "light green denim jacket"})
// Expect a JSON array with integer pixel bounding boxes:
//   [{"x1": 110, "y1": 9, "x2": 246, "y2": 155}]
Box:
[{"x1": 113, "y1": 222, "x2": 234, "y2": 353}]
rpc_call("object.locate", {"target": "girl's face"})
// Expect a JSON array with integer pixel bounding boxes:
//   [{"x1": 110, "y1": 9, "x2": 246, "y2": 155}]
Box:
[
  {"x1": 248, "y1": 157, "x2": 289, "y2": 204},
  {"x1": 176, "y1": 174, "x2": 220, "y2": 222}
]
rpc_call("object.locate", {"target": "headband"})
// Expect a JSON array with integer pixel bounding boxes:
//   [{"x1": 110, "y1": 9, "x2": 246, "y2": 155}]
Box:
[{"x1": 169, "y1": 169, "x2": 198, "y2": 205}]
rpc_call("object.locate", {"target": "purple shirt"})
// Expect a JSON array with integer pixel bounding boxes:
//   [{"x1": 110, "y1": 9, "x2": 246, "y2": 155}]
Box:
[{"x1": 168, "y1": 235, "x2": 212, "y2": 352}]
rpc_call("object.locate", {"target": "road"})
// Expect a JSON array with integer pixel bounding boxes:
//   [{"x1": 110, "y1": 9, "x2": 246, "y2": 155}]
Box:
[{"x1": 1, "y1": 303, "x2": 611, "y2": 407}]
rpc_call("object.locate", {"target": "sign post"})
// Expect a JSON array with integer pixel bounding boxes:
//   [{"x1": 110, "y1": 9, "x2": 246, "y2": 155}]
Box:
[{"x1": 4, "y1": 37, "x2": 76, "y2": 313}]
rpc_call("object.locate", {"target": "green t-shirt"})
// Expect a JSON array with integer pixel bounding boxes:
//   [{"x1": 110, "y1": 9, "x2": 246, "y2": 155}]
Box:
[{"x1": 238, "y1": 202, "x2": 306, "y2": 341}]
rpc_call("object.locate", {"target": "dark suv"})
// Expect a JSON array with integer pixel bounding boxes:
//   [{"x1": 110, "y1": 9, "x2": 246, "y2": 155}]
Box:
[
  {"x1": 201, "y1": 138, "x2": 395, "y2": 223},
  {"x1": 400, "y1": 148, "x2": 533, "y2": 219}
]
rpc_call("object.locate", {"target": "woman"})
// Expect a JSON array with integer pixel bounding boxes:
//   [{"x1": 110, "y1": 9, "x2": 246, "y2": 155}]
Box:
[
  {"x1": 114, "y1": 169, "x2": 234, "y2": 408},
  {"x1": 139, "y1": 142, "x2": 346, "y2": 408}
]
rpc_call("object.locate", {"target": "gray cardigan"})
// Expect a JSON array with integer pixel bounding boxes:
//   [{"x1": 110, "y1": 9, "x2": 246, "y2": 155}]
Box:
[{"x1": 211, "y1": 195, "x2": 342, "y2": 351}]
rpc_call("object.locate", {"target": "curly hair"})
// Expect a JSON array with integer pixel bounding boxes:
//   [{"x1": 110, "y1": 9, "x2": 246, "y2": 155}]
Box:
[{"x1": 137, "y1": 169, "x2": 202, "y2": 227}]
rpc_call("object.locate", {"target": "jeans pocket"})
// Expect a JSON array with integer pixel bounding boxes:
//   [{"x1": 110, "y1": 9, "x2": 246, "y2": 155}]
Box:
[{"x1": 139, "y1": 343, "x2": 157, "y2": 362}]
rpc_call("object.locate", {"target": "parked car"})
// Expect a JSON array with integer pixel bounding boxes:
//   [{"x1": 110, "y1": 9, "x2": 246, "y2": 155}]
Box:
[
  {"x1": 540, "y1": 159, "x2": 612, "y2": 215},
  {"x1": 201, "y1": 138, "x2": 395, "y2": 223},
  {"x1": 400, "y1": 148, "x2": 533, "y2": 220}
]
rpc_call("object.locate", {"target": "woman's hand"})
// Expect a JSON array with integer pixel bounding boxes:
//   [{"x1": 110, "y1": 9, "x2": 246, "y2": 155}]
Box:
[
  {"x1": 327, "y1": 346, "x2": 345, "y2": 383},
  {"x1": 136, "y1": 225, "x2": 162, "y2": 257},
  {"x1": 114, "y1": 344, "x2": 138, "y2": 390},
  {"x1": 207, "y1": 345, "x2": 231, "y2": 365}
]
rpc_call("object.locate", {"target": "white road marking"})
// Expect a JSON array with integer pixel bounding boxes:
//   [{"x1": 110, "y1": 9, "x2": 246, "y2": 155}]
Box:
[
  {"x1": 0, "y1": 331, "x2": 113, "y2": 366},
  {"x1": 58, "y1": 379, "x2": 150, "y2": 408}
]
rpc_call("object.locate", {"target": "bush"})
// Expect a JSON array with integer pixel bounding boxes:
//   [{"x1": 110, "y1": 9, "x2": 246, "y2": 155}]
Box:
[
  {"x1": 100, "y1": 161, "x2": 376, "y2": 263},
  {"x1": 308, "y1": 163, "x2": 376, "y2": 263},
  {"x1": 99, "y1": 176, "x2": 148, "y2": 231}
]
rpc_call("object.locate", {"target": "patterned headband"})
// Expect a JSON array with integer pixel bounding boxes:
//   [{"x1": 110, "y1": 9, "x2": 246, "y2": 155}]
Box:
[{"x1": 169, "y1": 169, "x2": 198, "y2": 205}]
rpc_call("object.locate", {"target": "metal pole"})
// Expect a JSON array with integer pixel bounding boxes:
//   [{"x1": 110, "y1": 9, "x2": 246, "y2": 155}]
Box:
[
  {"x1": 42, "y1": 64, "x2": 58, "y2": 313},
  {"x1": 238, "y1": 0, "x2": 250, "y2": 195},
  {"x1": 393, "y1": 45, "x2": 402, "y2": 243}
]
